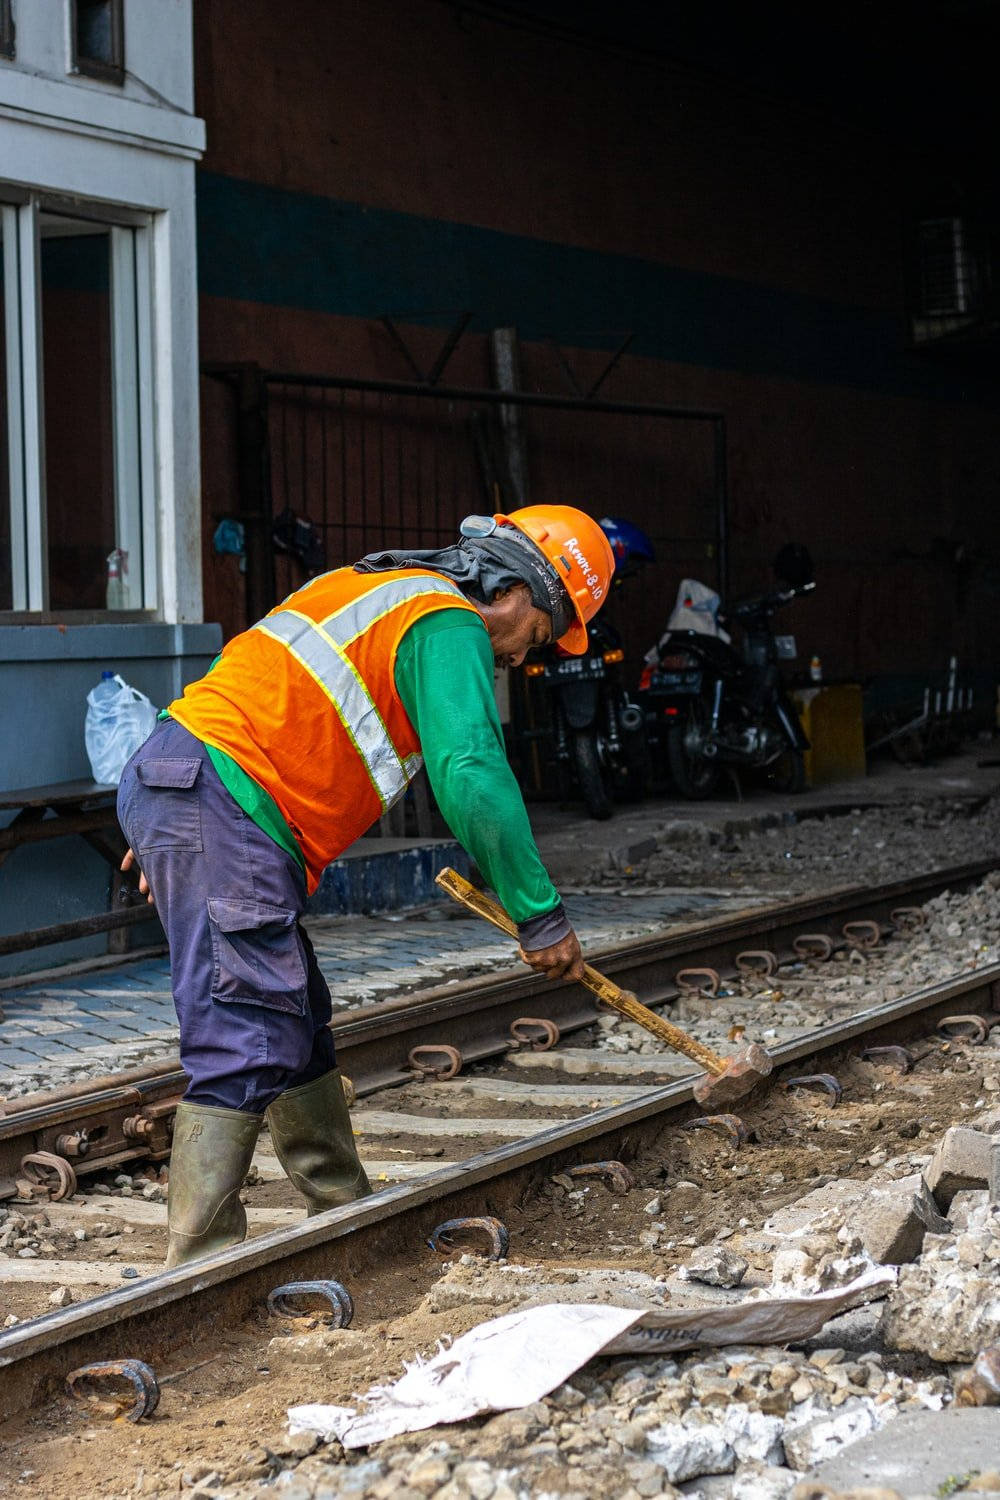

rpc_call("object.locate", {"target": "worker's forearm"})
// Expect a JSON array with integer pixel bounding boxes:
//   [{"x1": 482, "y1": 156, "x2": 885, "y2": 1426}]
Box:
[
  {"x1": 395, "y1": 614, "x2": 569, "y2": 938},
  {"x1": 432, "y1": 727, "x2": 568, "y2": 935}
]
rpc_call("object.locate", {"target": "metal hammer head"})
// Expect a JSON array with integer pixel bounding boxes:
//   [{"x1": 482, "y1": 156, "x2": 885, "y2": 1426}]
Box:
[{"x1": 692, "y1": 1041, "x2": 774, "y2": 1107}]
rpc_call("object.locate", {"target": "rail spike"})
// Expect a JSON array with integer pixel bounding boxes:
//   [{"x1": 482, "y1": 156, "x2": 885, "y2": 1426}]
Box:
[
  {"x1": 682, "y1": 1113, "x2": 751, "y2": 1148},
  {"x1": 936, "y1": 1015, "x2": 989, "y2": 1046},
  {"x1": 266, "y1": 1280, "x2": 354, "y2": 1326},
  {"x1": 564, "y1": 1161, "x2": 635, "y2": 1194},
  {"x1": 19, "y1": 1150, "x2": 76, "y2": 1201},
  {"x1": 793, "y1": 933, "x2": 834, "y2": 961},
  {"x1": 674, "y1": 967, "x2": 720, "y2": 996},
  {"x1": 408, "y1": 1044, "x2": 463, "y2": 1080},
  {"x1": 428, "y1": 1215, "x2": 510, "y2": 1260},
  {"x1": 66, "y1": 1359, "x2": 160, "y2": 1423},
  {"x1": 780, "y1": 1073, "x2": 843, "y2": 1105},
  {"x1": 843, "y1": 919, "x2": 881, "y2": 950},
  {"x1": 735, "y1": 950, "x2": 778, "y2": 979},
  {"x1": 509, "y1": 1017, "x2": 560, "y2": 1051}
]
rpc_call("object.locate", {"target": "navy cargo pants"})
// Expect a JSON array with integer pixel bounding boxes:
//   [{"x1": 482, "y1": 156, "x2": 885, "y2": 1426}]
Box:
[{"x1": 117, "y1": 719, "x2": 337, "y2": 1114}]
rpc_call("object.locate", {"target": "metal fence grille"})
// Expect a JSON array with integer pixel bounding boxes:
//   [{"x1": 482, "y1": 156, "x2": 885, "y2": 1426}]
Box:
[{"x1": 259, "y1": 373, "x2": 727, "y2": 674}]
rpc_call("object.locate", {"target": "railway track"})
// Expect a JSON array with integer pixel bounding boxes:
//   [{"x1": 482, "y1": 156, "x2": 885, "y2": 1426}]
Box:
[
  {"x1": 0, "y1": 858, "x2": 997, "y2": 1421},
  {"x1": 3, "y1": 858, "x2": 994, "y2": 1200}
]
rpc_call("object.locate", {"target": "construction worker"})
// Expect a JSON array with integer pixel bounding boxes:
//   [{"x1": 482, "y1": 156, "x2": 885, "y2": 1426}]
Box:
[{"x1": 117, "y1": 506, "x2": 616, "y2": 1266}]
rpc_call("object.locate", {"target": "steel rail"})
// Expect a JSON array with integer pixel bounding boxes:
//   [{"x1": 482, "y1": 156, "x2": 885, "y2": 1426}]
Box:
[
  {"x1": 1, "y1": 959, "x2": 998, "y2": 1419},
  {"x1": 1, "y1": 858, "x2": 996, "y2": 1199}
]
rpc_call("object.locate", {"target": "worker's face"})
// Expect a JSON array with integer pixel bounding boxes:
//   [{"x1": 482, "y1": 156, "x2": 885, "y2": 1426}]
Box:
[{"x1": 481, "y1": 584, "x2": 553, "y2": 668}]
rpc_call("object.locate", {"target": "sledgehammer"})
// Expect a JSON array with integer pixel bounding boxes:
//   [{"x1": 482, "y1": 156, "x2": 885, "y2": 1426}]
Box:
[{"x1": 435, "y1": 868, "x2": 773, "y2": 1107}]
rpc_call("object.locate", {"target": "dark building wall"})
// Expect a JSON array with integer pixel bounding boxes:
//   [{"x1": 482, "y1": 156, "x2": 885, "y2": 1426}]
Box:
[{"x1": 193, "y1": 0, "x2": 999, "y2": 700}]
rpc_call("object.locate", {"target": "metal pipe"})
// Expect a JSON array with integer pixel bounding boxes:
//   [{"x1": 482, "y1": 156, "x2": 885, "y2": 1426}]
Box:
[
  {"x1": 211, "y1": 366, "x2": 726, "y2": 424},
  {"x1": 0, "y1": 905, "x2": 158, "y2": 957},
  {"x1": 0, "y1": 809, "x2": 118, "y2": 850},
  {"x1": 489, "y1": 327, "x2": 530, "y2": 507}
]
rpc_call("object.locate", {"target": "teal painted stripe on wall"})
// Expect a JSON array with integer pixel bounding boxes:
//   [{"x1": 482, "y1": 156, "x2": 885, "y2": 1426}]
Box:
[{"x1": 195, "y1": 170, "x2": 993, "y2": 404}]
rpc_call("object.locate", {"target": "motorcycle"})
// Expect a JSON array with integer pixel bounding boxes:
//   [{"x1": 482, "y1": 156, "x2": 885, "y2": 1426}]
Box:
[
  {"x1": 639, "y1": 547, "x2": 815, "y2": 800},
  {"x1": 521, "y1": 518, "x2": 654, "y2": 820}
]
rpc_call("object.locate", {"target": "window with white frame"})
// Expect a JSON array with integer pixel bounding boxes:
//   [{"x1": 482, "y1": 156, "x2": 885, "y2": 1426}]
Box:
[
  {"x1": 71, "y1": 0, "x2": 124, "y2": 84},
  {"x1": 1, "y1": 193, "x2": 156, "y2": 615}
]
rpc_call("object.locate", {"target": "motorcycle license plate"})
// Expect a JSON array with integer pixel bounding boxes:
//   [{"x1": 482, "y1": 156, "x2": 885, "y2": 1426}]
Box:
[
  {"x1": 543, "y1": 655, "x2": 605, "y2": 683},
  {"x1": 650, "y1": 669, "x2": 702, "y2": 693}
]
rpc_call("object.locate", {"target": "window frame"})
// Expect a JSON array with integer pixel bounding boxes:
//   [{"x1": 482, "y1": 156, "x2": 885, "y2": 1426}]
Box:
[
  {"x1": 0, "y1": 1, "x2": 14, "y2": 61},
  {"x1": 70, "y1": 0, "x2": 125, "y2": 86},
  {"x1": 1, "y1": 189, "x2": 158, "y2": 618}
]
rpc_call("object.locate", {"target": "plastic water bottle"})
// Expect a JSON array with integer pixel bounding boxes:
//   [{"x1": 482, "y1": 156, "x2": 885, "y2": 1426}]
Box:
[
  {"x1": 809, "y1": 655, "x2": 823, "y2": 684},
  {"x1": 85, "y1": 671, "x2": 120, "y2": 783},
  {"x1": 84, "y1": 669, "x2": 156, "y2": 783},
  {"x1": 106, "y1": 549, "x2": 128, "y2": 610}
]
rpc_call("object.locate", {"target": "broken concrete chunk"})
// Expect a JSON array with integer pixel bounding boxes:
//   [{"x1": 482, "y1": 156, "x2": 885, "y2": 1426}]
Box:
[
  {"x1": 760, "y1": 1175, "x2": 927, "y2": 1268},
  {"x1": 645, "y1": 1418, "x2": 736, "y2": 1483},
  {"x1": 781, "y1": 1397, "x2": 881, "y2": 1471},
  {"x1": 679, "y1": 1245, "x2": 748, "y2": 1288},
  {"x1": 881, "y1": 1204, "x2": 1000, "y2": 1361},
  {"x1": 719, "y1": 1404, "x2": 785, "y2": 1464},
  {"x1": 924, "y1": 1126, "x2": 996, "y2": 1209},
  {"x1": 860, "y1": 1178, "x2": 926, "y2": 1265}
]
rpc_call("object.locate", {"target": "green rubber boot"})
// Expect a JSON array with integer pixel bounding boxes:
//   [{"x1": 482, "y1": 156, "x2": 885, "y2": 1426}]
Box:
[
  {"x1": 165, "y1": 1102, "x2": 262, "y2": 1268},
  {"x1": 265, "y1": 1068, "x2": 372, "y2": 1215}
]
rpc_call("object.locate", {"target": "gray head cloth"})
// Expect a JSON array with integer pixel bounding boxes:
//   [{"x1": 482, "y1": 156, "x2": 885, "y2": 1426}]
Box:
[{"x1": 355, "y1": 516, "x2": 573, "y2": 639}]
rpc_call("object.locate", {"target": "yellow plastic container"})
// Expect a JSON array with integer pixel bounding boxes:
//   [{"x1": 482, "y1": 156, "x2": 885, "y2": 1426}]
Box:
[{"x1": 792, "y1": 684, "x2": 866, "y2": 786}]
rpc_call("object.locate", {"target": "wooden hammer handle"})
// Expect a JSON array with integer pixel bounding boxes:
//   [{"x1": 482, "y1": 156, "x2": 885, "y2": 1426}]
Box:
[{"x1": 435, "y1": 868, "x2": 726, "y2": 1077}]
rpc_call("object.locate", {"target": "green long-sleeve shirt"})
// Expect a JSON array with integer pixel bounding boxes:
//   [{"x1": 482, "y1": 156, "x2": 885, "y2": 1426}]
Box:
[
  {"x1": 394, "y1": 609, "x2": 561, "y2": 927},
  {"x1": 202, "y1": 607, "x2": 564, "y2": 935}
]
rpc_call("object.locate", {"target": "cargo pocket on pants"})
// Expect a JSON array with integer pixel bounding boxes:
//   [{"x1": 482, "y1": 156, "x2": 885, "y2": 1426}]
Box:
[
  {"x1": 207, "y1": 898, "x2": 308, "y2": 1015},
  {"x1": 135, "y1": 758, "x2": 203, "y2": 852}
]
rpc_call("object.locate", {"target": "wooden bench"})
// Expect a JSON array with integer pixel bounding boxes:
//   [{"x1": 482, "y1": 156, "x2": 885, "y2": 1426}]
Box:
[{"x1": 0, "y1": 780, "x2": 154, "y2": 959}]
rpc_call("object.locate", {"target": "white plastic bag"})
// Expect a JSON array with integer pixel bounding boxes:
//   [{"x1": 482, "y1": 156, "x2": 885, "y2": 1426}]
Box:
[{"x1": 84, "y1": 672, "x2": 158, "y2": 785}]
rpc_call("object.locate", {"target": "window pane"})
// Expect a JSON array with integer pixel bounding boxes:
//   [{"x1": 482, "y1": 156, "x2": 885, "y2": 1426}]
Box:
[
  {"x1": 1, "y1": 0, "x2": 13, "y2": 60},
  {"x1": 77, "y1": 1, "x2": 115, "y2": 65},
  {"x1": 40, "y1": 215, "x2": 118, "y2": 611},
  {"x1": 0, "y1": 215, "x2": 11, "y2": 611}
]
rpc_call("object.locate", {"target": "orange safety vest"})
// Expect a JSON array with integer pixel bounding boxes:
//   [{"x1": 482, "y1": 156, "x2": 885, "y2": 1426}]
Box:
[{"x1": 169, "y1": 568, "x2": 481, "y2": 891}]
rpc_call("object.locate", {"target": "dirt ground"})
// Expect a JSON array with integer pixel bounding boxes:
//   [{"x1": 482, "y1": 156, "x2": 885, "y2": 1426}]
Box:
[{"x1": 1, "y1": 1021, "x2": 992, "y2": 1499}]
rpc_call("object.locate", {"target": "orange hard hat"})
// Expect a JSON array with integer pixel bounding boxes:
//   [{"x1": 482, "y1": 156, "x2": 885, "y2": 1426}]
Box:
[{"x1": 494, "y1": 505, "x2": 616, "y2": 654}]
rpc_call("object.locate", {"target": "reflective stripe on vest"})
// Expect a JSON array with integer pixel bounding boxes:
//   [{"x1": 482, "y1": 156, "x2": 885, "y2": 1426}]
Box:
[{"x1": 253, "y1": 574, "x2": 465, "y2": 810}]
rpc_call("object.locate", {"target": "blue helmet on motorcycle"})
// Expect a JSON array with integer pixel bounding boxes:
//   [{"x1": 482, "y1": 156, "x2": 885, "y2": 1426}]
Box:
[{"x1": 599, "y1": 517, "x2": 655, "y2": 580}]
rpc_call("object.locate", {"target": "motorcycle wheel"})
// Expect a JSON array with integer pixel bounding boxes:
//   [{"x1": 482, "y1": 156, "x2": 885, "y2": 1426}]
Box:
[
  {"x1": 666, "y1": 699, "x2": 719, "y2": 800},
  {"x1": 761, "y1": 743, "x2": 806, "y2": 794},
  {"x1": 571, "y1": 730, "x2": 614, "y2": 820}
]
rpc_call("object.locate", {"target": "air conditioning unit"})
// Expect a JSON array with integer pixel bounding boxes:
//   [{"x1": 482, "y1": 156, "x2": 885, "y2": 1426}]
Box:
[{"x1": 917, "y1": 217, "x2": 981, "y2": 317}]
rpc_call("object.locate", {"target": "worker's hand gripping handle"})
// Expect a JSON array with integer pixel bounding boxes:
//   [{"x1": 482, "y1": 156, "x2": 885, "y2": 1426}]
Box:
[{"x1": 435, "y1": 868, "x2": 726, "y2": 1077}]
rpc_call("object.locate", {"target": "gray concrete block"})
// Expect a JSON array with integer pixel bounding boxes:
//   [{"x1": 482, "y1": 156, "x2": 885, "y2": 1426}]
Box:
[
  {"x1": 861, "y1": 1175, "x2": 927, "y2": 1264},
  {"x1": 760, "y1": 1175, "x2": 925, "y2": 1265},
  {"x1": 925, "y1": 1126, "x2": 997, "y2": 1209},
  {"x1": 805, "y1": 1406, "x2": 1000, "y2": 1492}
]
